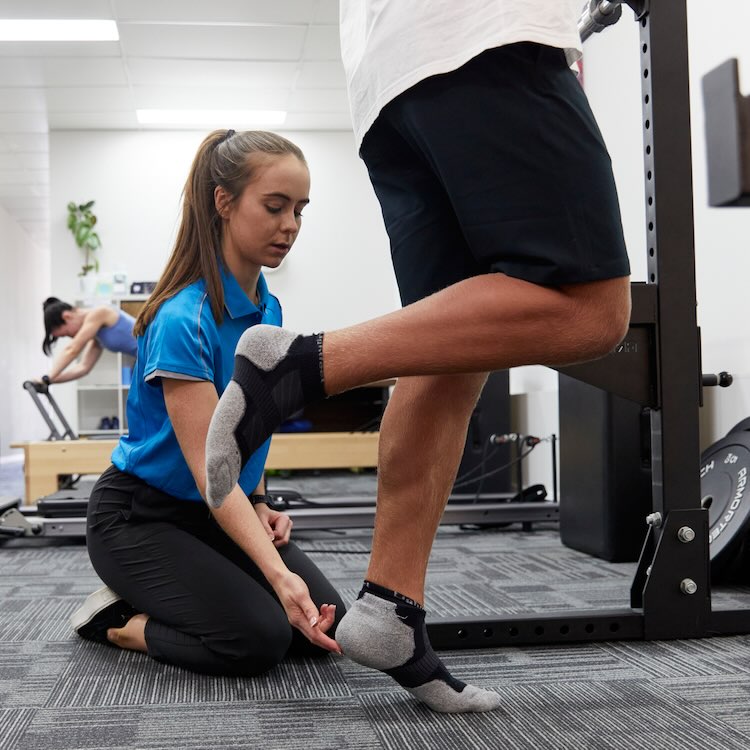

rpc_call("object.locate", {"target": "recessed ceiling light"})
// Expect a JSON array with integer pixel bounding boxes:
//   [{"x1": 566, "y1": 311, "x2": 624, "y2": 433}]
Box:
[
  {"x1": 136, "y1": 109, "x2": 288, "y2": 127},
  {"x1": 0, "y1": 19, "x2": 119, "y2": 41}
]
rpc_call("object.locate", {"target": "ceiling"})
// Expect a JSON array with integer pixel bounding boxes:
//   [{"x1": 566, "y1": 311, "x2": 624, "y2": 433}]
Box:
[{"x1": 0, "y1": 0, "x2": 348, "y2": 249}]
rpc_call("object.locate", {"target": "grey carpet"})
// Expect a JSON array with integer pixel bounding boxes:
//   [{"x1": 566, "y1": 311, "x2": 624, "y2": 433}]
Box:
[{"x1": 3, "y1": 467, "x2": 750, "y2": 749}]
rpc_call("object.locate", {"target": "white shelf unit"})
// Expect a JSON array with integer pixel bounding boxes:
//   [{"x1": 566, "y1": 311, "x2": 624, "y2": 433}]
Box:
[{"x1": 75, "y1": 296, "x2": 146, "y2": 437}]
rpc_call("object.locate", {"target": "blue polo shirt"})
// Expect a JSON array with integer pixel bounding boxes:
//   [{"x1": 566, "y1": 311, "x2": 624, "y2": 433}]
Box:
[{"x1": 112, "y1": 267, "x2": 282, "y2": 501}]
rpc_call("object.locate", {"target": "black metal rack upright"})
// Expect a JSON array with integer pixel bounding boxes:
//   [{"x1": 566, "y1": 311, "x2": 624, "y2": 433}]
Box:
[{"x1": 428, "y1": 0, "x2": 750, "y2": 649}]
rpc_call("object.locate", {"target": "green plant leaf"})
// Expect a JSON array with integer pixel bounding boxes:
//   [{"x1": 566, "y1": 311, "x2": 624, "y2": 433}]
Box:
[
  {"x1": 67, "y1": 199, "x2": 101, "y2": 272},
  {"x1": 75, "y1": 225, "x2": 91, "y2": 247}
]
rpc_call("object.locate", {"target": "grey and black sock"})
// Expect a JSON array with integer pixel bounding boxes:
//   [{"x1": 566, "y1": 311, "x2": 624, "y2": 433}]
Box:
[
  {"x1": 205, "y1": 325, "x2": 325, "y2": 506},
  {"x1": 336, "y1": 581, "x2": 502, "y2": 713}
]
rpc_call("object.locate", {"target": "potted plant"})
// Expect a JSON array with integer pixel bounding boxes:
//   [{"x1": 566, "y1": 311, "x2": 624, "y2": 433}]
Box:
[{"x1": 66, "y1": 200, "x2": 101, "y2": 277}]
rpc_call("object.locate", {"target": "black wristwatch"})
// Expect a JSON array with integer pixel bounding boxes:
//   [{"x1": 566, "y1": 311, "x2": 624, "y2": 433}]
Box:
[
  {"x1": 250, "y1": 494, "x2": 272, "y2": 507},
  {"x1": 41, "y1": 375, "x2": 51, "y2": 385}
]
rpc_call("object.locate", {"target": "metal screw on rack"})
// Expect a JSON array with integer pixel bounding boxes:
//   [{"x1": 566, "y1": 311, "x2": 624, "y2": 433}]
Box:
[
  {"x1": 677, "y1": 526, "x2": 695, "y2": 543},
  {"x1": 680, "y1": 578, "x2": 698, "y2": 595}
]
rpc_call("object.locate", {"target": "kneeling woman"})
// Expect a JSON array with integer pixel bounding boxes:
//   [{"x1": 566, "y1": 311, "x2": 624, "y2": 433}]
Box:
[{"x1": 70, "y1": 129, "x2": 345, "y2": 675}]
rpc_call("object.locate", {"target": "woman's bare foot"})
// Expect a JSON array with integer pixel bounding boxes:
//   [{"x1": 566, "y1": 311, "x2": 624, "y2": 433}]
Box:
[{"x1": 107, "y1": 613, "x2": 149, "y2": 652}]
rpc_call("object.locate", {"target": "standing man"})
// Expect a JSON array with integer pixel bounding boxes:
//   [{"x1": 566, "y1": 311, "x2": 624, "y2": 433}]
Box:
[{"x1": 206, "y1": 0, "x2": 631, "y2": 713}]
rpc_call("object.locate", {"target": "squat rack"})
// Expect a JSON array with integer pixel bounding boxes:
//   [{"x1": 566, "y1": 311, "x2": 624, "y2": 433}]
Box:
[{"x1": 429, "y1": 0, "x2": 750, "y2": 649}]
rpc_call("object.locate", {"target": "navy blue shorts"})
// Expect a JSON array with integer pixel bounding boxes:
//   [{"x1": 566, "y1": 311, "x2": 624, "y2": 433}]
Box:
[{"x1": 360, "y1": 42, "x2": 630, "y2": 306}]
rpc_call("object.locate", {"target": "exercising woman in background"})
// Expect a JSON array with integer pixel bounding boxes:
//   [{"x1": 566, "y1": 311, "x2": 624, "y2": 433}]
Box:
[{"x1": 39, "y1": 297, "x2": 137, "y2": 384}]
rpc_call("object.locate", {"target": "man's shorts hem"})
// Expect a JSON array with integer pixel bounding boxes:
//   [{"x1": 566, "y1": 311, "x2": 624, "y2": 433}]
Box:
[{"x1": 490, "y1": 258, "x2": 632, "y2": 288}]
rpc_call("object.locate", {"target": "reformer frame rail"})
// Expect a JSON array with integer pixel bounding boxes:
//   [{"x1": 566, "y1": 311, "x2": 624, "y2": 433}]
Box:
[{"x1": 22, "y1": 380, "x2": 78, "y2": 441}]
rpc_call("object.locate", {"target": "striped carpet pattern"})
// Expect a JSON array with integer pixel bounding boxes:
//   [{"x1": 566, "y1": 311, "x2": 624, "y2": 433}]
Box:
[{"x1": 4, "y1": 472, "x2": 750, "y2": 747}]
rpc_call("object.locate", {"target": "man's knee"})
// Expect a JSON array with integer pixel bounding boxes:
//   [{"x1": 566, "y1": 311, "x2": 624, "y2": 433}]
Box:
[{"x1": 563, "y1": 276, "x2": 631, "y2": 362}]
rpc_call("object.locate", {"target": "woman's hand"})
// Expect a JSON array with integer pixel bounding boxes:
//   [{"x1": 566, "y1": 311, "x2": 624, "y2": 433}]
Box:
[
  {"x1": 275, "y1": 570, "x2": 342, "y2": 654},
  {"x1": 254, "y1": 503, "x2": 293, "y2": 547}
]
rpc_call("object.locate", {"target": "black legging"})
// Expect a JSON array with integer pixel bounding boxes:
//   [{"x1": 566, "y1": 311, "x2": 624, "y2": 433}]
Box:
[{"x1": 86, "y1": 465, "x2": 346, "y2": 676}]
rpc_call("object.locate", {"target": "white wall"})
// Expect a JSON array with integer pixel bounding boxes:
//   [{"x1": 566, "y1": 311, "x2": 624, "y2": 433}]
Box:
[
  {"x1": 0, "y1": 204, "x2": 50, "y2": 462},
  {"x1": 687, "y1": 1, "x2": 750, "y2": 447},
  {"x1": 49, "y1": 130, "x2": 399, "y2": 329}
]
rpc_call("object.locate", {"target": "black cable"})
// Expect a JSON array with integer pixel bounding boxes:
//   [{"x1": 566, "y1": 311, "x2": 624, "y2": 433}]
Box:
[
  {"x1": 272, "y1": 444, "x2": 537, "y2": 506},
  {"x1": 471, "y1": 436, "x2": 491, "y2": 503},
  {"x1": 452, "y1": 444, "x2": 501, "y2": 485},
  {"x1": 452, "y1": 433, "x2": 541, "y2": 488},
  {"x1": 288, "y1": 445, "x2": 539, "y2": 538},
  {"x1": 451, "y1": 445, "x2": 537, "y2": 490}
]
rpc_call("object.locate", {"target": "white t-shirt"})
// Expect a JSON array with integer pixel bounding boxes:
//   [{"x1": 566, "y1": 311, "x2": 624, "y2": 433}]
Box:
[{"x1": 340, "y1": 0, "x2": 583, "y2": 149}]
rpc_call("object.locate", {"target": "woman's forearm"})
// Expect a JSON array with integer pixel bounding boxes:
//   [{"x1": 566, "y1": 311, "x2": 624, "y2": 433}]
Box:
[
  {"x1": 48, "y1": 339, "x2": 100, "y2": 383},
  {"x1": 163, "y1": 379, "x2": 288, "y2": 584},
  {"x1": 49, "y1": 363, "x2": 87, "y2": 383},
  {"x1": 48, "y1": 346, "x2": 80, "y2": 381},
  {"x1": 209, "y1": 486, "x2": 288, "y2": 586}
]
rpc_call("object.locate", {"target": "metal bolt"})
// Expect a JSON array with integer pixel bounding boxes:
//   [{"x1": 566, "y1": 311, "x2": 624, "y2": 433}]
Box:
[
  {"x1": 677, "y1": 526, "x2": 695, "y2": 543},
  {"x1": 680, "y1": 578, "x2": 698, "y2": 595},
  {"x1": 646, "y1": 512, "x2": 662, "y2": 528}
]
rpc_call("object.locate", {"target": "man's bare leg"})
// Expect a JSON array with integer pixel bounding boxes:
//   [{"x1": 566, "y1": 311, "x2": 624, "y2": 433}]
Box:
[
  {"x1": 204, "y1": 271, "x2": 630, "y2": 709},
  {"x1": 335, "y1": 372, "x2": 503, "y2": 712},
  {"x1": 322, "y1": 274, "x2": 630, "y2": 393},
  {"x1": 367, "y1": 372, "x2": 489, "y2": 604}
]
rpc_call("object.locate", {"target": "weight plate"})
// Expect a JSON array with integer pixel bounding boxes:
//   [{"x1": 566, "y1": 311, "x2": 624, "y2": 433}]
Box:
[
  {"x1": 726, "y1": 417, "x2": 750, "y2": 437},
  {"x1": 702, "y1": 432, "x2": 750, "y2": 566}
]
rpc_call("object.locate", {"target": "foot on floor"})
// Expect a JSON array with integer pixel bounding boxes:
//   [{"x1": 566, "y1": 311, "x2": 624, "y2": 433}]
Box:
[
  {"x1": 69, "y1": 586, "x2": 138, "y2": 646},
  {"x1": 336, "y1": 581, "x2": 503, "y2": 713}
]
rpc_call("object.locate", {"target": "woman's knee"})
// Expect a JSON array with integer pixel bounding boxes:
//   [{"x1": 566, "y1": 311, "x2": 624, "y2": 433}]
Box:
[
  {"x1": 213, "y1": 618, "x2": 293, "y2": 677},
  {"x1": 217, "y1": 627, "x2": 292, "y2": 677}
]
